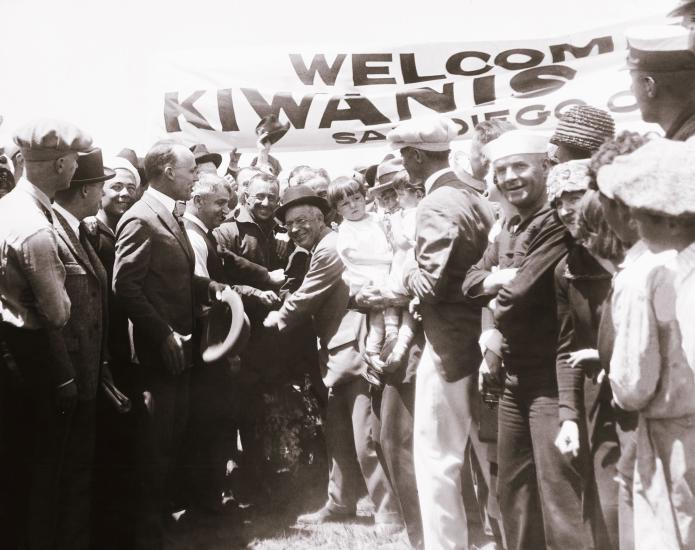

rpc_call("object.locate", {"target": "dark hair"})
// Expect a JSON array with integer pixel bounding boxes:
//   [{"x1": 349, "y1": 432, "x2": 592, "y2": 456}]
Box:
[
  {"x1": 589, "y1": 131, "x2": 650, "y2": 189},
  {"x1": 575, "y1": 190, "x2": 625, "y2": 261},
  {"x1": 144, "y1": 140, "x2": 180, "y2": 181},
  {"x1": 472, "y1": 119, "x2": 516, "y2": 146},
  {"x1": 327, "y1": 176, "x2": 364, "y2": 208}
]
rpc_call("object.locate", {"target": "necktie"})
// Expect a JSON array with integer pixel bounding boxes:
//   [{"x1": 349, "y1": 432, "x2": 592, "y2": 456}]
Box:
[
  {"x1": 207, "y1": 229, "x2": 218, "y2": 250},
  {"x1": 172, "y1": 201, "x2": 186, "y2": 230}
]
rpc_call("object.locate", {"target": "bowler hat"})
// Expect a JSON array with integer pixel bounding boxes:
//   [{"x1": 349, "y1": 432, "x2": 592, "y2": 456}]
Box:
[
  {"x1": 201, "y1": 287, "x2": 250, "y2": 363},
  {"x1": 255, "y1": 114, "x2": 290, "y2": 145},
  {"x1": 275, "y1": 184, "x2": 331, "y2": 223},
  {"x1": 71, "y1": 148, "x2": 115, "y2": 186},
  {"x1": 190, "y1": 143, "x2": 222, "y2": 168}
]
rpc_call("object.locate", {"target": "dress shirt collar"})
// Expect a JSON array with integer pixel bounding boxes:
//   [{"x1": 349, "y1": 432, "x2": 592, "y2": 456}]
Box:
[
  {"x1": 675, "y1": 241, "x2": 695, "y2": 287},
  {"x1": 52, "y1": 203, "x2": 81, "y2": 238},
  {"x1": 424, "y1": 167, "x2": 451, "y2": 195},
  {"x1": 15, "y1": 177, "x2": 53, "y2": 215},
  {"x1": 146, "y1": 186, "x2": 177, "y2": 214},
  {"x1": 183, "y1": 212, "x2": 210, "y2": 233},
  {"x1": 618, "y1": 240, "x2": 649, "y2": 270}
]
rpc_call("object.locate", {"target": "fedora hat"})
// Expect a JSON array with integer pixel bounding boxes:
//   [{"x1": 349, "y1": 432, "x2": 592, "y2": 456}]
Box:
[
  {"x1": 201, "y1": 287, "x2": 250, "y2": 363},
  {"x1": 70, "y1": 148, "x2": 115, "y2": 186},
  {"x1": 255, "y1": 114, "x2": 290, "y2": 146},
  {"x1": 274, "y1": 184, "x2": 331, "y2": 223},
  {"x1": 190, "y1": 143, "x2": 222, "y2": 168}
]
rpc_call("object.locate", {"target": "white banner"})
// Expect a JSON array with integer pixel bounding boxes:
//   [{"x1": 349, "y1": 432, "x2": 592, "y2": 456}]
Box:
[{"x1": 148, "y1": 16, "x2": 659, "y2": 153}]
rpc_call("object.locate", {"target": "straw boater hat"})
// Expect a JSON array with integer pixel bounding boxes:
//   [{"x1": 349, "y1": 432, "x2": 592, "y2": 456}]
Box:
[
  {"x1": 201, "y1": 287, "x2": 250, "y2": 363},
  {"x1": 546, "y1": 159, "x2": 592, "y2": 204},
  {"x1": 550, "y1": 106, "x2": 615, "y2": 153},
  {"x1": 597, "y1": 138, "x2": 695, "y2": 216}
]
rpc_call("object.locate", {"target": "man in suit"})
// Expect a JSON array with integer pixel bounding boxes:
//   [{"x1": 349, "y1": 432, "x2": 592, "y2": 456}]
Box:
[
  {"x1": 113, "y1": 141, "x2": 227, "y2": 550},
  {"x1": 264, "y1": 186, "x2": 401, "y2": 533},
  {"x1": 50, "y1": 147, "x2": 115, "y2": 550},
  {"x1": 387, "y1": 116, "x2": 495, "y2": 550},
  {"x1": 0, "y1": 119, "x2": 92, "y2": 549}
]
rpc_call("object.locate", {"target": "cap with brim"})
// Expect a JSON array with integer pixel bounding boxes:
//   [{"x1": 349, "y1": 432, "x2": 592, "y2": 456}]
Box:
[
  {"x1": 201, "y1": 287, "x2": 250, "y2": 363},
  {"x1": 70, "y1": 148, "x2": 115, "y2": 186},
  {"x1": 597, "y1": 138, "x2": 695, "y2": 216},
  {"x1": 14, "y1": 118, "x2": 92, "y2": 161},
  {"x1": 546, "y1": 159, "x2": 592, "y2": 204},
  {"x1": 190, "y1": 143, "x2": 222, "y2": 168},
  {"x1": 483, "y1": 130, "x2": 549, "y2": 164},
  {"x1": 625, "y1": 25, "x2": 695, "y2": 72},
  {"x1": 387, "y1": 115, "x2": 458, "y2": 151},
  {"x1": 275, "y1": 184, "x2": 331, "y2": 223}
]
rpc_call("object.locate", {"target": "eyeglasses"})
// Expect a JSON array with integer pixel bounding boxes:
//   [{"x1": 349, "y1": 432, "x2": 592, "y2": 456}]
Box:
[{"x1": 247, "y1": 193, "x2": 279, "y2": 205}]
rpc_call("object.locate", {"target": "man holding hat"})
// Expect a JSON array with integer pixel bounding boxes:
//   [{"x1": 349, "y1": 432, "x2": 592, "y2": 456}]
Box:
[
  {"x1": 625, "y1": 24, "x2": 695, "y2": 140},
  {"x1": 0, "y1": 118, "x2": 93, "y2": 548},
  {"x1": 462, "y1": 130, "x2": 588, "y2": 550},
  {"x1": 190, "y1": 143, "x2": 223, "y2": 176},
  {"x1": 599, "y1": 138, "x2": 695, "y2": 549},
  {"x1": 49, "y1": 147, "x2": 116, "y2": 550},
  {"x1": 387, "y1": 115, "x2": 495, "y2": 550},
  {"x1": 264, "y1": 185, "x2": 402, "y2": 534},
  {"x1": 113, "y1": 140, "x2": 228, "y2": 549}
]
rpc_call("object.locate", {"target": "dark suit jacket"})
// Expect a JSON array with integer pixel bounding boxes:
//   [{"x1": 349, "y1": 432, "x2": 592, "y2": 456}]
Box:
[
  {"x1": 113, "y1": 192, "x2": 211, "y2": 368},
  {"x1": 666, "y1": 106, "x2": 695, "y2": 141},
  {"x1": 50, "y1": 210, "x2": 109, "y2": 400},
  {"x1": 276, "y1": 230, "x2": 365, "y2": 387},
  {"x1": 404, "y1": 170, "x2": 494, "y2": 382}
]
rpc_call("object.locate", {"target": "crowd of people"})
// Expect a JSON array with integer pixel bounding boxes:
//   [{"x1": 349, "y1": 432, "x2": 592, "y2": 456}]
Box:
[{"x1": 2, "y1": 15, "x2": 695, "y2": 550}]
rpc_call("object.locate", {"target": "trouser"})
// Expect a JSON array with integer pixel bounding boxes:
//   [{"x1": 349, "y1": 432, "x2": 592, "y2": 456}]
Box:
[
  {"x1": 325, "y1": 375, "x2": 401, "y2": 525},
  {"x1": 1, "y1": 324, "x2": 97, "y2": 550},
  {"x1": 135, "y1": 367, "x2": 191, "y2": 550},
  {"x1": 497, "y1": 370, "x2": 592, "y2": 550},
  {"x1": 180, "y1": 359, "x2": 238, "y2": 512},
  {"x1": 413, "y1": 342, "x2": 475, "y2": 550},
  {"x1": 372, "y1": 381, "x2": 423, "y2": 549},
  {"x1": 615, "y1": 419, "x2": 637, "y2": 550}
]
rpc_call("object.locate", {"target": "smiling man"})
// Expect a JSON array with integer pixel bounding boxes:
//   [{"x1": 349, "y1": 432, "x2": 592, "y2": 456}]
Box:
[{"x1": 462, "y1": 130, "x2": 587, "y2": 550}]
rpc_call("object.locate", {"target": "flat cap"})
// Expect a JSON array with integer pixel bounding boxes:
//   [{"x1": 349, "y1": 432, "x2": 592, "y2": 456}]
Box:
[
  {"x1": 597, "y1": 138, "x2": 695, "y2": 215},
  {"x1": 546, "y1": 159, "x2": 592, "y2": 204},
  {"x1": 387, "y1": 116, "x2": 458, "y2": 152},
  {"x1": 13, "y1": 118, "x2": 92, "y2": 161},
  {"x1": 550, "y1": 106, "x2": 615, "y2": 153},
  {"x1": 483, "y1": 130, "x2": 549, "y2": 164},
  {"x1": 625, "y1": 25, "x2": 695, "y2": 72}
]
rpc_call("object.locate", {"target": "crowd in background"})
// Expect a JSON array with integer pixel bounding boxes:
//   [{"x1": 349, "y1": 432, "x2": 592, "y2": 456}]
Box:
[{"x1": 3, "y1": 13, "x2": 695, "y2": 550}]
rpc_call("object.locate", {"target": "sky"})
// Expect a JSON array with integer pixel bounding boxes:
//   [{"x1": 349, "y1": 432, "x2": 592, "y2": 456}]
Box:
[{"x1": 0, "y1": 0, "x2": 678, "y2": 177}]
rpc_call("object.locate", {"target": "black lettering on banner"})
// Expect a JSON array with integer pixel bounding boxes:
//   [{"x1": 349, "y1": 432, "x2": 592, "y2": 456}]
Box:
[
  {"x1": 400, "y1": 53, "x2": 447, "y2": 84},
  {"x1": 510, "y1": 65, "x2": 577, "y2": 98},
  {"x1": 451, "y1": 118, "x2": 469, "y2": 136},
  {"x1": 607, "y1": 90, "x2": 639, "y2": 113},
  {"x1": 360, "y1": 130, "x2": 387, "y2": 143},
  {"x1": 163, "y1": 90, "x2": 214, "y2": 132},
  {"x1": 473, "y1": 75, "x2": 496, "y2": 105},
  {"x1": 333, "y1": 132, "x2": 359, "y2": 144},
  {"x1": 554, "y1": 98, "x2": 587, "y2": 117},
  {"x1": 352, "y1": 54, "x2": 397, "y2": 85},
  {"x1": 495, "y1": 48, "x2": 545, "y2": 71},
  {"x1": 550, "y1": 36, "x2": 614, "y2": 63},
  {"x1": 319, "y1": 96, "x2": 391, "y2": 128},
  {"x1": 484, "y1": 110, "x2": 510, "y2": 120},
  {"x1": 516, "y1": 104, "x2": 551, "y2": 126},
  {"x1": 446, "y1": 51, "x2": 492, "y2": 76},
  {"x1": 289, "y1": 54, "x2": 347, "y2": 85},
  {"x1": 396, "y1": 83, "x2": 456, "y2": 120},
  {"x1": 241, "y1": 89, "x2": 313, "y2": 129},
  {"x1": 217, "y1": 89, "x2": 239, "y2": 132}
]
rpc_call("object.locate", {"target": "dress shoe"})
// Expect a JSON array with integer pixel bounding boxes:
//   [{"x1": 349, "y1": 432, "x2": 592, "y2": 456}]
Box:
[{"x1": 296, "y1": 505, "x2": 354, "y2": 525}]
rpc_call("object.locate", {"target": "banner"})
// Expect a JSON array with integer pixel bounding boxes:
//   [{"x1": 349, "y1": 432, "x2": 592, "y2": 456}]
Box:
[{"x1": 148, "y1": 16, "x2": 659, "y2": 153}]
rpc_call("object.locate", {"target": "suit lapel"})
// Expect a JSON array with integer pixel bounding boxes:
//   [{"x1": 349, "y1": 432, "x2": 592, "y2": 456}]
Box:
[
  {"x1": 142, "y1": 193, "x2": 195, "y2": 265},
  {"x1": 53, "y1": 210, "x2": 97, "y2": 278}
]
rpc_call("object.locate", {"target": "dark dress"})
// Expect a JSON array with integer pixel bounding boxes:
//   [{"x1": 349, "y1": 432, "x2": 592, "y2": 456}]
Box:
[{"x1": 554, "y1": 244, "x2": 619, "y2": 550}]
